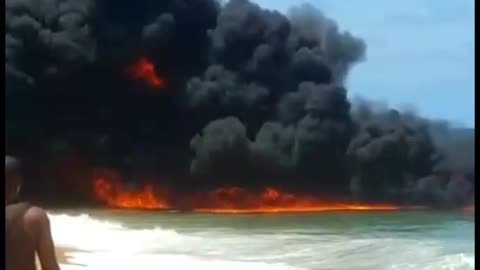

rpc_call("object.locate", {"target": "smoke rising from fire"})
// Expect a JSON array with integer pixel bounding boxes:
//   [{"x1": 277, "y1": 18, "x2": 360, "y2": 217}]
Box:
[{"x1": 6, "y1": 0, "x2": 474, "y2": 209}]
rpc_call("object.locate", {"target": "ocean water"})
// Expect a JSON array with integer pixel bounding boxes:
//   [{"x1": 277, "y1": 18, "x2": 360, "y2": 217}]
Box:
[{"x1": 49, "y1": 210, "x2": 474, "y2": 270}]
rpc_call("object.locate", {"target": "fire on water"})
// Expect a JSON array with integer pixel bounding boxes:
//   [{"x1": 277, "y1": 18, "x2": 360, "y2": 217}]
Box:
[
  {"x1": 192, "y1": 205, "x2": 400, "y2": 214},
  {"x1": 92, "y1": 178, "x2": 423, "y2": 213},
  {"x1": 93, "y1": 178, "x2": 169, "y2": 209}
]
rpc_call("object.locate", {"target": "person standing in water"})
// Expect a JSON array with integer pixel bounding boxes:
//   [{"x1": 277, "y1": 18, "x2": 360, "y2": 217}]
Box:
[{"x1": 5, "y1": 156, "x2": 61, "y2": 270}]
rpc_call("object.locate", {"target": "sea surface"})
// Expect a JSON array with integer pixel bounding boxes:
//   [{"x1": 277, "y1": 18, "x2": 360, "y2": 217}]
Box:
[{"x1": 49, "y1": 209, "x2": 474, "y2": 270}]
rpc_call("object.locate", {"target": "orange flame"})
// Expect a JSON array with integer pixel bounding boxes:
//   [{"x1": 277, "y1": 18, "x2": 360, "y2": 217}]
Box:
[
  {"x1": 91, "y1": 176, "x2": 405, "y2": 213},
  {"x1": 92, "y1": 178, "x2": 169, "y2": 209},
  {"x1": 192, "y1": 186, "x2": 401, "y2": 214},
  {"x1": 126, "y1": 57, "x2": 165, "y2": 89}
]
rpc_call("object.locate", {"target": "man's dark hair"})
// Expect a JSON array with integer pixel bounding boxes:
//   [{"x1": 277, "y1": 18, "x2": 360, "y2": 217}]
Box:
[{"x1": 5, "y1": 155, "x2": 21, "y2": 175}]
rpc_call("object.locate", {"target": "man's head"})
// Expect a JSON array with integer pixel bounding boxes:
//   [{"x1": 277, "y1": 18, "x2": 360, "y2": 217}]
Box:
[{"x1": 5, "y1": 155, "x2": 22, "y2": 202}]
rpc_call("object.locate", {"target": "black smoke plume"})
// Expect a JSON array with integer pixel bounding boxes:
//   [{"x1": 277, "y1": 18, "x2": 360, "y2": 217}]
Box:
[{"x1": 6, "y1": 0, "x2": 474, "y2": 208}]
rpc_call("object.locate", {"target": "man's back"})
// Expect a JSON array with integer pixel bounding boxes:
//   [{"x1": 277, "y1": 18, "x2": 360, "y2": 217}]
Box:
[
  {"x1": 6, "y1": 202, "x2": 36, "y2": 270},
  {"x1": 6, "y1": 202, "x2": 60, "y2": 270},
  {"x1": 5, "y1": 156, "x2": 61, "y2": 270}
]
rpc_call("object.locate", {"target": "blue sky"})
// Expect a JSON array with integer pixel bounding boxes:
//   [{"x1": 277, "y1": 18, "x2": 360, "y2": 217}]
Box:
[{"x1": 253, "y1": 0, "x2": 475, "y2": 127}]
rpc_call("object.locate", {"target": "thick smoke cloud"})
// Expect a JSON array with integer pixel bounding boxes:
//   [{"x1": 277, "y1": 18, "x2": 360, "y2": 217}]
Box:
[
  {"x1": 6, "y1": 0, "x2": 95, "y2": 90},
  {"x1": 348, "y1": 101, "x2": 474, "y2": 207},
  {"x1": 6, "y1": 0, "x2": 473, "y2": 208}
]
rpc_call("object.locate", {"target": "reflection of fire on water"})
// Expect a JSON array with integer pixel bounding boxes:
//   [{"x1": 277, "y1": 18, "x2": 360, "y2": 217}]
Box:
[{"x1": 92, "y1": 176, "x2": 406, "y2": 213}]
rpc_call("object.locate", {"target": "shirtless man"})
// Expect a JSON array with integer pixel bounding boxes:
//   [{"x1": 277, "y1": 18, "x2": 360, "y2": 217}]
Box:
[{"x1": 5, "y1": 156, "x2": 61, "y2": 270}]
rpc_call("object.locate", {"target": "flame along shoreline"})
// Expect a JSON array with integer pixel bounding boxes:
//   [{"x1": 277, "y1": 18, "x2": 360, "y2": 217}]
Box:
[
  {"x1": 192, "y1": 206, "x2": 428, "y2": 214},
  {"x1": 69, "y1": 205, "x2": 475, "y2": 215},
  {"x1": 91, "y1": 179, "x2": 414, "y2": 214},
  {"x1": 91, "y1": 205, "x2": 436, "y2": 214},
  {"x1": 91, "y1": 178, "x2": 473, "y2": 214}
]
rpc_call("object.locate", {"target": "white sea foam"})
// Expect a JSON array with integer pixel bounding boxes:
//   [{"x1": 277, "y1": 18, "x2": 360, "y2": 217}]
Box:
[
  {"x1": 389, "y1": 254, "x2": 474, "y2": 270},
  {"x1": 49, "y1": 213, "x2": 305, "y2": 270},
  {"x1": 48, "y1": 212, "x2": 474, "y2": 270}
]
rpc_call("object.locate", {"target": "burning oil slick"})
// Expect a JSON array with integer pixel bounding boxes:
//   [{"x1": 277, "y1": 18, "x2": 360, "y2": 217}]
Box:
[
  {"x1": 6, "y1": 0, "x2": 474, "y2": 212},
  {"x1": 92, "y1": 170, "x2": 403, "y2": 213}
]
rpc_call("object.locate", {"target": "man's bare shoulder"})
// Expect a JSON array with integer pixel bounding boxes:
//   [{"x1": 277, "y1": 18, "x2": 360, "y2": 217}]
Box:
[{"x1": 24, "y1": 206, "x2": 50, "y2": 227}]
